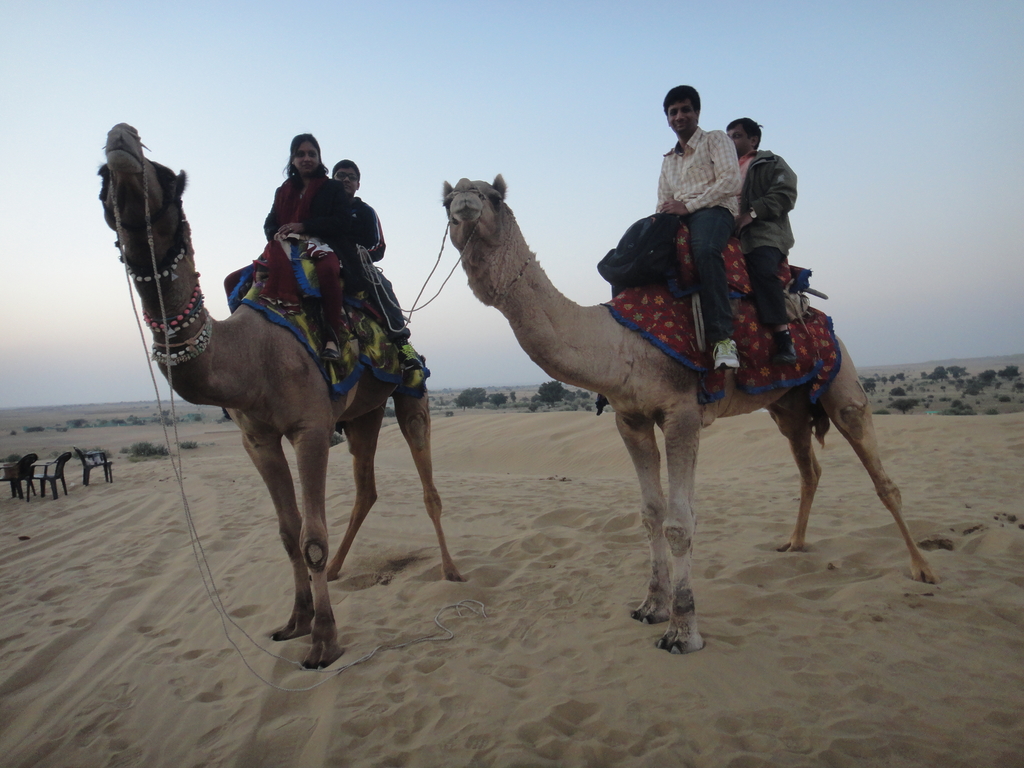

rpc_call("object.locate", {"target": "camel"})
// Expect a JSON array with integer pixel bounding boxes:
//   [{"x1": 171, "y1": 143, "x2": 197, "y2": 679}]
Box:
[
  {"x1": 99, "y1": 124, "x2": 463, "y2": 670},
  {"x1": 443, "y1": 176, "x2": 935, "y2": 654}
]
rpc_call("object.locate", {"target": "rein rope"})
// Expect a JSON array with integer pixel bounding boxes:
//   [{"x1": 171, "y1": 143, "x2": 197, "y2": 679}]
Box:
[
  {"x1": 111, "y1": 160, "x2": 484, "y2": 691},
  {"x1": 358, "y1": 220, "x2": 474, "y2": 334}
]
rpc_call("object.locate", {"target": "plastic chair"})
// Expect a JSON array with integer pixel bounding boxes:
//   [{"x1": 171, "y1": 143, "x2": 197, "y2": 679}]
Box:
[
  {"x1": 8, "y1": 454, "x2": 39, "y2": 501},
  {"x1": 73, "y1": 447, "x2": 114, "y2": 486},
  {"x1": 33, "y1": 452, "x2": 73, "y2": 499}
]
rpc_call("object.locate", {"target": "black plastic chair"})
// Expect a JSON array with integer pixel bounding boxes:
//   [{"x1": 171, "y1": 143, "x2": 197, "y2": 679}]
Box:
[
  {"x1": 73, "y1": 447, "x2": 114, "y2": 486},
  {"x1": 33, "y1": 452, "x2": 73, "y2": 499},
  {"x1": 8, "y1": 453, "x2": 39, "y2": 501}
]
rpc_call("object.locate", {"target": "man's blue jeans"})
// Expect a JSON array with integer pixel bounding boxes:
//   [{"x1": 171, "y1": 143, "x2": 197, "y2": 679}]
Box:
[{"x1": 684, "y1": 206, "x2": 735, "y2": 345}]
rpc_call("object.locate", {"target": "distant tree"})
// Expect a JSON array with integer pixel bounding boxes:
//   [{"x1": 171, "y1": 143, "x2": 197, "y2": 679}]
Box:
[
  {"x1": 947, "y1": 366, "x2": 967, "y2": 379},
  {"x1": 488, "y1": 393, "x2": 508, "y2": 407},
  {"x1": 537, "y1": 380, "x2": 568, "y2": 404},
  {"x1": 455, "y1": 388, "x2": 488, "y2": 409},
  {"x1": 862, "y1": 379, "x2": 877, "y2": 393},
  {"x1": 67, "y1": 419, "x2": 89, "y2": 428},
  {"x1": 978, "y1": 370, "x2": 997, "y2": 384},
  {"x1": 890, "y1": 398, "x2": 920, "y2": 414},
  {"x1": 963, "y1": 382, "x2": 984, "y2": 396},
  {"x1": 895, "y1": 372, "x2": 905, "y2": 381},
  {"x1": 997, "y1": 365, "x2": 1020, "y2": 380},
  {"x1": 890, "y1": 386, "x2": 907, "y2": 397},
  {"x1": 23, "y1": 426, "x2": 44, "y2": 433},
  {"x1": 928, "y1": 366, "x2": 948, "y2": 380},
  {"x1": 509, "y1": 391, "x2": 517, "y2": 403}
]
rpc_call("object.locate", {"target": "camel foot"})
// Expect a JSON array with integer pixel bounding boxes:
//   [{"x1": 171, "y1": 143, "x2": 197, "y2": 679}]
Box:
[
  {"x1": 303, "y1": 638, "x2": 344, "y2": 670},
  {"x1": 270, "y1": 619, "x2": 312, "y2": 642},
  {"x1": 630, "y1": 600, "x2": 669, "y2": 625},
  {"x1": 443, "y1": 567, "x2": 466, "y2": 583},
  {"x1": 912, "y1": 564, "x2": 938, "y2": 585},
  {"x1": 777, "y1": 540, "x2": 806, "y2": 553},
  {"x1": 655, "y1": 628, "x2": 705, "y2": 655}
]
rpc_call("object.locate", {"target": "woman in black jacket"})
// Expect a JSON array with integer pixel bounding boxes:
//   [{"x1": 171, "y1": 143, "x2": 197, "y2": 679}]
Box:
[{"x1": 262, "y1": 133, "x2": 348, "y2": 359}]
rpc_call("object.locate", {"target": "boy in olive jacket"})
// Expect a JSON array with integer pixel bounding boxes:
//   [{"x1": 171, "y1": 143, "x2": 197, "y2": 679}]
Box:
[{"x1": 727, "y1": 118, "x2": 798, "y2": 364}]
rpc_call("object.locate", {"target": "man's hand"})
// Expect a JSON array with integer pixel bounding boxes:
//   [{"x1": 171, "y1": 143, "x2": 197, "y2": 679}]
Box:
[
  {"x1": 657, "y1": 200, "x2": 689, "y2": 215},
  {"x1": 734, "y1": 212, "x2": 753, "y2": 233}
]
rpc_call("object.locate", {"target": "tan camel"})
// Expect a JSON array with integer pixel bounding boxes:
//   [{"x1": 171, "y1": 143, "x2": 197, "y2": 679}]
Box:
[
  {"x1": 443, "y1": 176, "x2": 935, "y2": 654},
  {"x1": 99, "y1": 124, "x2": 463, "y2": 669}
]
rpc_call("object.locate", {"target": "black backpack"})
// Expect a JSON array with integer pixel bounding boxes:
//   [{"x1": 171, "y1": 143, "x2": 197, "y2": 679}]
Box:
[{"x1": 597, "y1": 213, "x2": 680, "y2": 289}]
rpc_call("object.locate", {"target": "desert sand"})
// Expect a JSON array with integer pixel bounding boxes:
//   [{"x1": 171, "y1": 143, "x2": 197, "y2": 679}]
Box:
[{"x1": 1, "y1": 406, "x2": 1023, "y2": 767}]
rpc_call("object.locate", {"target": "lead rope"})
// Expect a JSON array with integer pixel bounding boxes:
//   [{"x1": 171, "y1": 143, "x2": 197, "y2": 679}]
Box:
[
  {"x1": 360, "y1": 220, "x2": 477, "y2": 333},
  {"x1": 113, "y1": 168, "x2": 485, "y2": 692}
]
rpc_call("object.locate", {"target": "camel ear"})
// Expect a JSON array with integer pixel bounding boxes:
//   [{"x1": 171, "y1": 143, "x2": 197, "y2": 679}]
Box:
[
  {"x1": 98, "y1": 165, "x2": 111, "y2": 201},
  {"x1": 492, "y1": 174, "x2": 506, "y2": 200},
  {"x1": 443, "y1": 180, "x2": 453, "y2": 200}
]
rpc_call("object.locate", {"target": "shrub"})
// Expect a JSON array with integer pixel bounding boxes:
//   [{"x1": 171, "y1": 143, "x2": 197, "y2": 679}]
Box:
[
  {"x1": 125, "y1": 441, "x2": 169, "y2": 458},
  {"x1": 873, "y1": 408, "x2": 891, "y2": 415},
  {"x1": 890, "y1": 398, "x2": 920, "y2": 414},
  {"x1": 984, "y1": 408, "x2": 999, "y2": 415},
  {"x1": 180, "y1": 440, "x2": 199, "y2": 449}
]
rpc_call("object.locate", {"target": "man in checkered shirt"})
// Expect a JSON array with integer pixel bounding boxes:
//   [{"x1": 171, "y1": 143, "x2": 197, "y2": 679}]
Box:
[{"x1": 657, "y1": 85, "x2": 742, "y2": 370}]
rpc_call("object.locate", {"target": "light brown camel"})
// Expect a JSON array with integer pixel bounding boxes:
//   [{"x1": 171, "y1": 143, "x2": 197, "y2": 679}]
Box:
[
  {"x1": 443, "y1": 176, "x2": 935, "y2": 655},
  {"x1": 99, "y1": 124, "x2": 463, "y2": 669}
]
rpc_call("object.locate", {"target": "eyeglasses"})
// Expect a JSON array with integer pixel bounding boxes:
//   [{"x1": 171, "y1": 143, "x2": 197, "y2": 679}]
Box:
[{"x1": 334, "y1": 172, "x2": 358, "y2": 182}]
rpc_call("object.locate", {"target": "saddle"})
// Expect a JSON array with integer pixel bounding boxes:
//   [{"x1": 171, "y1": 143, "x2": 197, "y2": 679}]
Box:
[
  {"x1": 225, "y1": 239, "x2": 427, "y2": 399},
  {"x1": 603, "y1": 223, "x2": 840, "y2": 404}
]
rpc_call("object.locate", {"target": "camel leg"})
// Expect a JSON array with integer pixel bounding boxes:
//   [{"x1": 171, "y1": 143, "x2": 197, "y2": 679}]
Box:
[
  {"x1": 289, "y1": 425, "x2": 344, "y2": 668},
  {"x1": 616, "y1": 412, "x2": 672, "y2": 626},
  {"x1": 238, "y1": 426, "x2": 314, "y2": 643},
  {"x1": 767, "y1": 394, "x2": 822, "y2": 553},
  {"x1": 653, "y1": 408, "x2": 705, "y2": 654},
  {"x1": 820, "y1": 348, "x2": 936, "y2": 583},
  {"x1": 395, "y1": 393, "x2": 464, "y2": 582},
  {"x1": 326, "y1": 407, "x2": 385, "y2": 582}
]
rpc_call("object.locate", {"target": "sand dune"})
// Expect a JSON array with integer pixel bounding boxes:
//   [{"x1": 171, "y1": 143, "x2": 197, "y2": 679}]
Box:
[{"x1": 2, "y1": 409, "x2": 1023, "y2": 766}]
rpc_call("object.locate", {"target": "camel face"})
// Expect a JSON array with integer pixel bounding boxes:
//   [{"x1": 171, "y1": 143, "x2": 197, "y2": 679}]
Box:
[
  {"x1": 443, "y1": 175, "x2": 506, "y2": 251},
  {"x1": 99, "y1": 124, "x2": 187, "y2": 240}
]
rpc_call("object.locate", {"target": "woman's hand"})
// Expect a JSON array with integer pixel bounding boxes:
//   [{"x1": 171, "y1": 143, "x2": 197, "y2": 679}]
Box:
[{"x1": 276, "y1": 222, "x2": 306, "y2": 238}]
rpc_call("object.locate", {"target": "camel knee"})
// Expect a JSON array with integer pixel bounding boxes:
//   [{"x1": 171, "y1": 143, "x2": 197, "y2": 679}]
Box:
[
  {"x1": 835, "y1": 403, "x2": 869, "y2": 441},
  {"x1": 663, "y1": 524, "x2": 693, "y2": 557},
  {"x1": 304, "y1": 539, "x2": 328, "y2": 571}
]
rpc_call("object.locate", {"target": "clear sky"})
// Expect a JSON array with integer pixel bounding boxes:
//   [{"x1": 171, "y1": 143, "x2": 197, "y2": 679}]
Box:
[{"x1": 1, "y1": 0, "x2": 1021, "y2": 408}]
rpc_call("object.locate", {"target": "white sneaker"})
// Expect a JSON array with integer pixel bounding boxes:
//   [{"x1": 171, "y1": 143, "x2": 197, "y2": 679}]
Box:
[{"x1": 712, "y1": 339, "x2": 740, "y2": 370}]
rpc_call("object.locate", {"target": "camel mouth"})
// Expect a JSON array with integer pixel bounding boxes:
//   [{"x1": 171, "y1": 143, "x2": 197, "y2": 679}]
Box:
[
  {"x1": 449, "y1": 196, "x2": 483, "y2": 224},
  {"x1": 105, "y1": 123, "x2": 145, "y2": 173}
]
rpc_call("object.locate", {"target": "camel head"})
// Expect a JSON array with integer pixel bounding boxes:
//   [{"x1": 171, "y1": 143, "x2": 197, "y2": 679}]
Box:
[
  {"x1": 99, "y1": 123, "x2": 191, "y2": 278},
  {"x1": 442, "y1": 175, "x2": 507, "y2": 252}
]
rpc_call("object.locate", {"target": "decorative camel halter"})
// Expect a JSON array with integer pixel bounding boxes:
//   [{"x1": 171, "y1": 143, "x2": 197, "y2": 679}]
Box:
[{"x1": 109, "y1": 165, "x2": 212, "y2": 367}]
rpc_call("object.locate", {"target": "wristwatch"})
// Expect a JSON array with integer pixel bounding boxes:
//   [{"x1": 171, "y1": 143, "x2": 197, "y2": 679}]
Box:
[{"x1": 749, "y1": 208, "x2": 758, "y2": 219}]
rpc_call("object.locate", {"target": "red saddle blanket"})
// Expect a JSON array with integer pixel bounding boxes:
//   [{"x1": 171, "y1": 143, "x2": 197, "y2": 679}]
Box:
[{"x1": 603, "y1": 225, "x2": 840, "y2": 404}]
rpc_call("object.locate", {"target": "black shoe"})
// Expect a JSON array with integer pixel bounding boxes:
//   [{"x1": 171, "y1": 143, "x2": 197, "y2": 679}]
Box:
[
  {"x1": 321, "y1": 343, "x2": 340, "y2": 361},
  {"x1": 595, "y1": 394, "x2": 609, "y2": 415},
  {"x1": 771, "y1": 332, "x2": 797, "y2": 365},
  {"x1": 395, "y1": 340, "x2": 423, "y2": 371}
]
